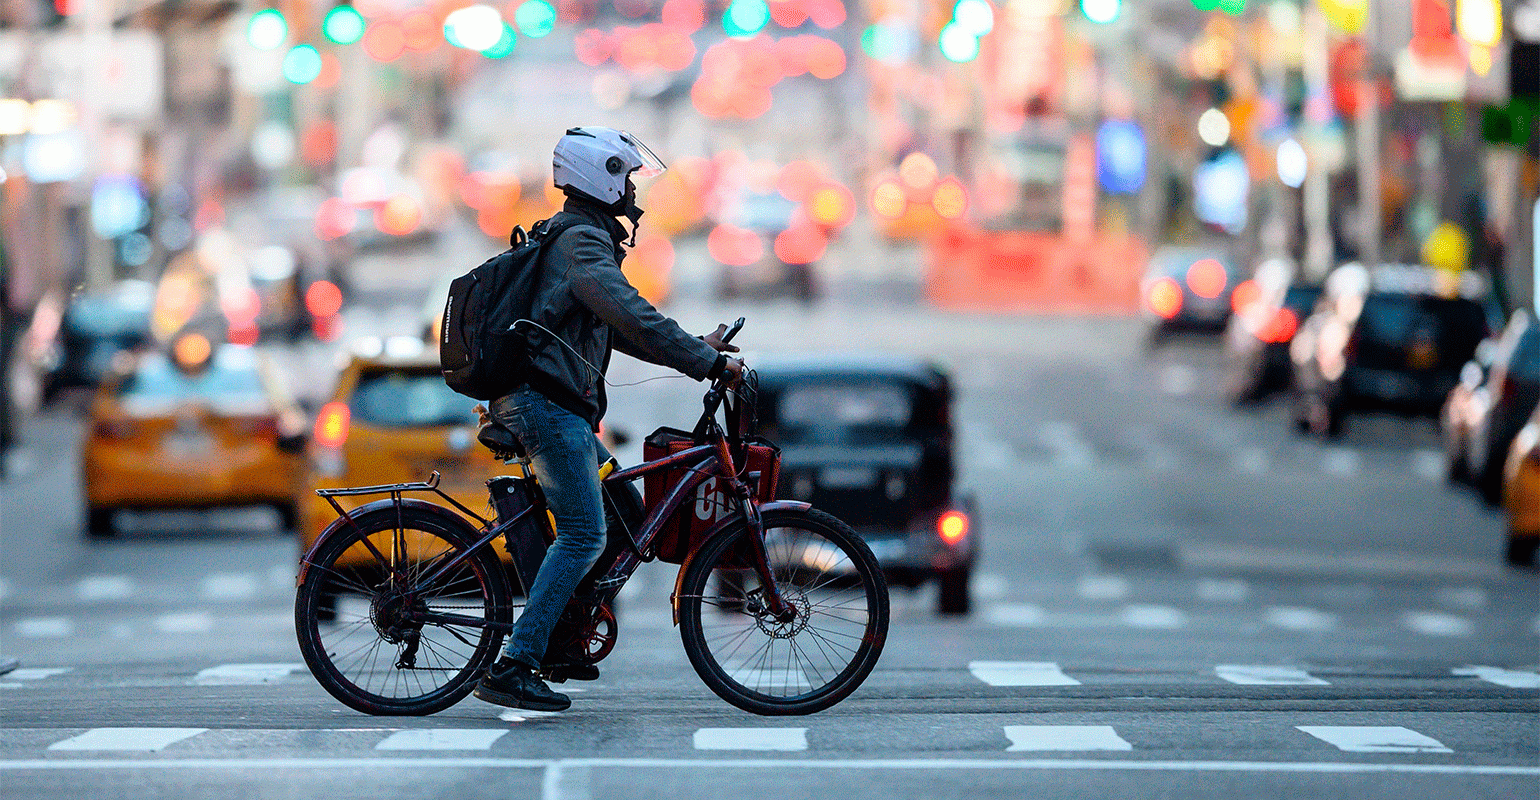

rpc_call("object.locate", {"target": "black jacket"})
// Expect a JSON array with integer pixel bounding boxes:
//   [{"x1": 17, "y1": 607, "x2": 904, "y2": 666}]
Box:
[{"x1": 507, "y1": 197, "x2": 724, "y2": 429}]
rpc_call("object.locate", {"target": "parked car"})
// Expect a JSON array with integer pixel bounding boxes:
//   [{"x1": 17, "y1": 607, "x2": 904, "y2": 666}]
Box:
[
  {"x1": 752, "y1": 354, "x2": 978, "y2": 614},
  {"x1": 714, "y1": 190, "x2": 819, "y2": 302},
  {"x1": 1502, "y1": 404, "x2": 1540, "y2": 566},
  {"x1": 1461, "y1": 311, "x2": 1540, "y2": 504},
  {"x1": 1224, "y1": 257, "x2": 1323, "y2": 403},
  {"x1": 82, "y1": 338, "x2": 305, "y2": 537},
  {"x1": 1141, "y1": 245, "x2": 1244, "y2": 341},
  {"x1": 1290, "y1": 263, "x2": 1492, "y2": 438},
  {"x1": 42, "y1": 280, "x2": 155, "y2": 403}
]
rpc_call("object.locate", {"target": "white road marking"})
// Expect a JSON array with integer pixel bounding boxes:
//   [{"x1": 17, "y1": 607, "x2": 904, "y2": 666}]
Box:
[
  {"x1": 0, "y1": 756, "x2": 1533, "y2": 776},
  {"x1": 1158, "y1": 364, "x2": 1195, "y2": 396},
  {"x1": 201, "y1": 573, "x2": 259, "y2": 601},
  {"x1": 1433, "y1": 587, "x2": 1488, "y2": 610},
  {"x1": 1452, "y1": 666, "x2": 1540, "y2": 689},
  {"x1": 0, "y1": 683, "x2": 21, "y2": 689},
  {"x1": 7, "y1": 668, "x2": 72, "y2": 681},
  {"x1": 1038, "y1": 422, "x2": 1095, "y2": 468},
  {"x1": 1296, "y1": 726, "x2": 1452, "y2": 754},
  {"x1": 1265, "y1": 606, "x2": 1338, "y2": 632},
  {"x1": 155, "y1": 612, "x2": 214, "y2": 634},
  {"x1": 1402, "y1": 611, "x2": 1473, "y2": 637},
  {"x1": 1214, "y1": 665, "x2": 1329, "y2": 686},
  {"x1": 1232, "y1": 448, "x2": 1269, "y2": 475},
  {"x1": 983, "y1": 603, "x2": 1044, "y2": 627},
  {"x1": 76, "y1": 575, "x2": 137, "y2": 602},
  {"x1": 974, "y1": 573, "x2": 1009, "y2": 600},
  {"x1": 499, "y1": 710, "x2": 564, "y2": 723},
  {"x1": 1410, "y1": 449, "x2": 1445, "y2": 481},
  {"x1": 1076, "y1": 575, "x2": 1129, "y2": 601},
  {"x1": 193, "y1": 663, "x2": 304, "y2": 685},
  {"x1": 969, "y1": 661, "x2": 1080, "y2": 687},
  {"x1": 15, "y1": 617, "x2": 73, "y2": 638},
  {"x1": 1004, "y1": 726, "x2": 1132, "y2": 752},
  {"x1": 48, "y1": 728, "x2": 207, "y2": 752},
  {"x1": 1321, "y1": 447, "x2": 1361, "y2": 477},
  {"x1": 375, "y1": 729, "x2": 508, "y2": 750},
  {"x1": 1195, "y1": 579, "x2": 1249, "y2": 602},
  {"x1": 725, "y1": 669, "x2": 810, "y2": 691},
  {"x1": 693, "y1": 728, "x2": 807, "y2": 751},
  {"x1": 1120, "y1": 605, "x2": 1187, "y2": 629}
]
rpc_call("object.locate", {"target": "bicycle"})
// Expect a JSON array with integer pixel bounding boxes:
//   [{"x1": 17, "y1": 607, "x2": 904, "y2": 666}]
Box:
[{"x1": 294, "y1": 319, "x2": 889, "y2": 716}]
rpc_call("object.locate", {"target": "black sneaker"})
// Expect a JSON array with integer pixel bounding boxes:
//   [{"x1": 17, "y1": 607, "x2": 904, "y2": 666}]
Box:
[
  {"x1": 474, "y1": 657, "x2": 571, "y2": 711},
  {"x1": 541, "y1": 662, "x2": 600, "y2": 683}
]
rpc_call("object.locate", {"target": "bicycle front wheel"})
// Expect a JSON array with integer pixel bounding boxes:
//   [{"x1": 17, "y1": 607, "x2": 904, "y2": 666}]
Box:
[
  {"x1": 678, "y1": 508, "x2": 889, "y2": 715},
  {"x1": 295, "y1": 506, "x2": 510, "y2": 716}
]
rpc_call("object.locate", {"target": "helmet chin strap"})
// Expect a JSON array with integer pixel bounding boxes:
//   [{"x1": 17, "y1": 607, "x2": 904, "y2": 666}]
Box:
[{"x1": 621, "y1": 200, "x2": 644, "y2": 247}]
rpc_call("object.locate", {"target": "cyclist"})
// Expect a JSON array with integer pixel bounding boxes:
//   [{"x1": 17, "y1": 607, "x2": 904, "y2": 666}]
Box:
[{"x1": 475, "y1": 127, "x2": 743, "y2": 712}]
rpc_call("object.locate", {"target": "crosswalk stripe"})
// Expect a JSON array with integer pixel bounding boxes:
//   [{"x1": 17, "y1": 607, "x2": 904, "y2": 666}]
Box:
[
  {"x1": 983, "y1": 603, "x2": 1044, "y2": 626},
  {"x1": 1214, "y1": 665, "x2": 1330, "y2": 686},
  {"x1": 156, "y1": 612, "x2": 214, "y2": 634},
  {"x1": 1452, "y1": 666, "x2": 1540, "y2": 689},
  {"x1": 76, "y1": 575, "x2": 137, "y2": 602},
  {"x1": 7, "y1": 668, "x2": 72, "y2": 681},
  {"x1": 14, "y1": 617, "x2": 73, "y2": 638},
  {"x1": 1004, "y1": 725, "x2": 1132, "y2": 752},
  {"x1": 1265, "y1": 606, "x2": 1338, "y2": 632},
  {"x1": 375, "y1": 730, "x2": 508, "y2": 750},
  {"x1": 194, "y1": 664, "x2": 304, "y2": 685},
  {"x1": 693, "y1": 728, "x2": 807, "y2": 751},
  {"x1": 1402, "y1": 611, "x2": 1473, "y2": 637},
  {"x1": 48, "y1": 728, "x2": 207, "y2": 752},
  {"x1": 969, "y1": 661, "x2": 1080, "y2": 687},
  {"x1": 1077, "y1": 575, "x2": 1130, "y2": 601},
  {"x1": 201, "y1": 573, "x2": 259, "y2": 601},
  {"x1": 1120, "y1": 605, "x2": 1187, "y2": 629},
  {"x1": 1296, "y1": 726, "x2": 1451, "y2": 753}
]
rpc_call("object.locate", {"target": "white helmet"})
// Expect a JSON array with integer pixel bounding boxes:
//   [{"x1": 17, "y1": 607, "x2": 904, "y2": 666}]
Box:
[{"x1": 552, "y1": 127, "x2": 666, "y2": 208}]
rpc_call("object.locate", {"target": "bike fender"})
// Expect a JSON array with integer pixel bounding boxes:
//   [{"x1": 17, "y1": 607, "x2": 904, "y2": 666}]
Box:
[
  {"x1": 296, "y1": 497, "x2": 484, "y2": 586},
  {"x1": 669, "y1": 500, "x2": 813, "y2": 625}
]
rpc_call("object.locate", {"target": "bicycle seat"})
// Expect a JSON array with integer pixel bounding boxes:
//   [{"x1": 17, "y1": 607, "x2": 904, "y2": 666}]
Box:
[{"x1": 477, "y1": 420, "x2": 525, "y2": 461}]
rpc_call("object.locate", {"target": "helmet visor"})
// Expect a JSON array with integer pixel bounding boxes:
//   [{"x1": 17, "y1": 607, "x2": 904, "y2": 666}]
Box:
[{"x1": 619, "y1": 131, "x2": 666, "y2": 178}]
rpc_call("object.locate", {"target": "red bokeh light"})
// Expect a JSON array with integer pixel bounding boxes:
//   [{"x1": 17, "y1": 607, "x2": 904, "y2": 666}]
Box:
[
  {"x1": 305, "y1": 281, "x2": 345, "y2": 318},
  {"x1": 227, "y1": 324, "x2": 259, "y2": 347},
  {"x1": 1230, "y1": 279, "x2": 1260, "y2": 314},
  {"x1": 773, "y1": 222, "x2": 826, "y2": 265},
  {"x1": 1147, "y1": 277, "x2": 1183, "y2": 319},
  {"x1": 769, "y1": 0, "x2": 808, "y2": 28},
  {"x1": 575, "y1": 28, "x2": 611, "y2": 65},
  {"x1": 1261, "y1": 307, "x2": 1300, "y2": 344},
  {"x1": 806, "y1": 0, "x2": 845, "y2": 28},
  {"x1": 402, "y1": 12, "x2": 441, "y2": 52},
  {"x1": 314, "y1": 402, "x2": 351, "y2": 448},
  {"x1": 938, "y1": 510, "x2": 969, "y2": 544},
  {"x1": 221, "y1": 287, "x2": 262, "y2": 329},
  {"x1": 777, "y1": 161, "x2": 824, "y2": 202},
  {"x1": 661, "y1": 0, "x2": 704, "y2": 31},
  {"x1": 301, "y1": 122, "x2": 338, "y2": 168},
  {"x1": 315, "y1": 198, "x2": 356, "y2": 241},
  {"x1": 707, "y1": 224, "x2": 764, "y2": 267},
  {"x1": 364, "y1": 21, "x2": 407, "y2": 62},
  {"x1": 808, "y1": 182, "x2": 855, "y2": 228},
  {"x1": 1186, "y1": 258, "x2": 1227, "y2": 299},
  {"x1": 375, "y1": 195, "x2": 422, "y2": 236},
  {"x1": 314, "y1": 52, "x2": 342, "y2": 89},
  {"x1": 805, "y1": 38, "x2": 845, "y2": 79}
]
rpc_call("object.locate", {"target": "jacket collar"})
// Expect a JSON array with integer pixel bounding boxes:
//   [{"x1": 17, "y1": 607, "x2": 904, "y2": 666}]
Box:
[{"x1": 561, "y1": 196, "x2": 627, "y2": 245}]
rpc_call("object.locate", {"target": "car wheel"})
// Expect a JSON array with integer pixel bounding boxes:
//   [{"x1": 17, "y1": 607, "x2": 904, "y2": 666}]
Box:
[
  {"x1": 1504, "y1": 535, "x2": 1538, "y2": 568},
  {"x1": 86, "y1": 508, "x2": 116, "y2": 538},
  {"x1": 937, "y1": 568, "x2": 971, "y2": 616},
  {"x1": 1476, "y1": 461, "x2": 1505, "y2": 506}
]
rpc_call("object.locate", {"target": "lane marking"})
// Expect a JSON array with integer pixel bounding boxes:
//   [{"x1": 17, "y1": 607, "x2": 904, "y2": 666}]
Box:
[
  {"x1": 0, "y1": 757, "x2": 1534, "y2": 776},
  {"x1": 974, "y1": 573, "x2": 1009, "y2": 601},
  {"x1": 76, "y1": 575, "x2": 137, "y2": 602},
  {"x1": 1265, "y1": 606, "x2": 1338, "y2": 633},
  {"x1": 201, "y1": 573, "x2": 259, "y2": 601},
  {"x1": 48, "y1": 728, "x2": 207, "y2": 752},
  {"x1": 499, "y1": 710, "x2": 564, "y2": 723},
  {"x1": 7, "y1": 668, "x2": 73, "y2": 681},
  {"x1": 155, "y1": 612, "x2": 214, "y2": 634},
  {"x1": 1120, "y1": 605, "x2": 1187, "y2": 629},
  {"x1": 375, "y1": 730, "x2": 509, "y2": 751},
  {"x1": 983, "y1": 603, "x2": 1044, "y2": 627},
  {"x1": 1321, "y1": 448, "x2": 1361, "y2": 477},
  {"x1": 1195, "y1": 579, "x2": 1249, "y2": 602},
  {"x1": 1452, "y1": 666, "x2": 1540, "y2": 690},
  {"x1": 194, "y1": 663, "x2": 304, "y2": 685},
  {"x1": 1410, "y1": 449, "x2": 1445, "y2": 481},
  {"x1": 693, "y1": 728, "x2": 807, "y2": 752},
  {"x1": 969, "y1": 661, "x2": 1080, "y2": 687},
  {"x1": 1433, "y1": 586, "x2": 1488, "y2": 610},
  {"x1": 725, "y1": 669, "x2": 810, "y2": 691},
  {"x1": 1214, "y1": 665, "x2": 1330, "y2": 686},
  {"x1": 1296, "y1": 726, "x2": 1452, "y2": 754},
  {"x1": 1401, "y1": 611, "x2": 1473, "y2": 638},
  {"x1": 1076, "y1": 575, "x2": 1129, "y2": 601},
  {"x1": 1004, "y1": 726, "x2": 1132, "y2": 752},
  {"x1": 14, "y1": 617, "x2": 73, "y2": 638}
]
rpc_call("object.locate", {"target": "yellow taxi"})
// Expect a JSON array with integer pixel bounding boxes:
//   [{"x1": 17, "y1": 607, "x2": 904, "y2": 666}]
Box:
[
  {"x1": 83, "y1": 335, "x2": 305, "y2": 537},
  {"x1": 297, "y1": 352, "x2": 508, "y2": 556},
  {"x1": 1503, "y1": 404, "x2": 1540, "y2": 567}
]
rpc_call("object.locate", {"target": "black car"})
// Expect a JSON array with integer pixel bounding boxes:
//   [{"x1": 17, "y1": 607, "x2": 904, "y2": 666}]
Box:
[
  {"x1": 1292, "y1": 264, "x2": 1493, "y2": 437},
  {"x1": 1224, "y1": 258, "x2": 1322, "y2": 403},
  {"x1": 1141, "y1": 245, "x2": 1244, "y2": 341},
  {"x1": 42, "y1": 281, "x2": 155, "y2": 403},
  {"x1": 754, "y1": 355, "x2": 977, "y2": 614}
]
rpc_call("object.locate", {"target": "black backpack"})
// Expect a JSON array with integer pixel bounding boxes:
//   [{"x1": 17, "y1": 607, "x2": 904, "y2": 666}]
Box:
[{"x1": 440, "y1": 216, "x2": 583, "y2": 401}]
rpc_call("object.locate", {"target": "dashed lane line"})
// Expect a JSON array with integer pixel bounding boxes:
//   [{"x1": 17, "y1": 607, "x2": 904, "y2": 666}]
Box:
[
  {"x1": 193, "y1": 664, "x2": 305, "y2": 685},
  {"x1": 983, "y1": 603, "x2": 1045, "y2": 627},
  {"x1": 75, "y1": 576, "x2": 137, "y2": 602},
  {"x1": 375, "y1": 730, "x2": 509, "y2": 751},
  {"x1": 1296, "y1": 726, "x2": 1452, "y2": 754},
  {"x1": 1452, "y1": 666, "x2": 1540, "y2": 690},
  {"x1": 13, "y1": 617, "x2": 73, "y2": 638},
  {"x1": 969, "y1": 661, "x2": 1080, "y2": 687},
  {"x1": 155, "y1": 612, "x2": 214, "y2": 634},
  {"x1": 47, "y1": 729, "x2": 207, "y2": 752},
  {"x1": 1401, "y1": 611, "x2": 1474, "y2": 638},
  {"x1": 1004, "y1": 726, "x2": 1132, "y2": 752},
  {"x1": 1214, "y1": 666, "x2": 1330, "y2": 686},
  {"x1": 693, "y1": 728, "x2": 807, "y2": 752},
  {"x1": 1265, "y1": 606, "x2": 1339, "y2": 633},
  {"x1": 1120, "y1": 605, "x2": 1187, "y2": 629},
  {"x1": 200, "y1": 573, "x2": 259, "y2": 601}
]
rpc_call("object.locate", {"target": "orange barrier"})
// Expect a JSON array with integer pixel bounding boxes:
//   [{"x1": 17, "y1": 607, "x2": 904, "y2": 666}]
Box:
[{"x1": 926, "y1": 226, "x2": 1148, "y2": 314}]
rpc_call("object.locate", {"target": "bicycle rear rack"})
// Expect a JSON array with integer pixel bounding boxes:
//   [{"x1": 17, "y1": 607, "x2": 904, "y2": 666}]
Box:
[{"x1": 316, "y1": 470, "x2": 492, "y2": 528}]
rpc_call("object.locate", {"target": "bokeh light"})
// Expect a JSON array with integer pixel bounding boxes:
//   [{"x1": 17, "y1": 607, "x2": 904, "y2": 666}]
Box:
[
  {"x1": 515, "y1": 0, "x2": 557, "y2": 37},
  {"x1": 1187, "y1": 258, "x2": 1228, "y2": 299},
  {"x1": 1198, "y1": 108, "x2": 1231, "y2": 147},
  {"x1": 364, "y1": 21, "x2": 407, "y2": 61},
  {"x1": 247, "y1": 9, "x2": 287, "y2": 51},
  {"x1": 931, "y1": 179, "x2": 968, "y2": 219},
  {"x1": 305, "y1": 280, "x2": 345, "y2": 317},
  {"x1": 323, "y1": 5, "x2": 366, "y2": 45},
  {"x1": 871, "y1": 180, "x2": 907, "y2": 219},
  {"x1": 483, "y1": 23, "x2": 518, "y2": 58},
  {"x1": 724, "y1": 0, "x2": 770, "y2": 37},
  {"x1": 899, "y1": 153, "x2": 939, "y2": 189},
  {"x1": 708, "y1": 223, "x2": 765, "y2": 266},
  {"x1": 1147, "y1": 277, "x2": 1183, "y2": 318},
  {"x1": 774, "y1": 223, "x2": 827, "y2": 265},
  {"x1": 1081, "y1": 0, "x2": 1119, "y2": 24},
  {"x1": 283, "y1": 45, "x2": 324, "y2": 85},
  {"x1": 938, "y1": 23, "x2": 980, "y2": 63},
  {"x1": 953, "y1": 0, "x2": 995, "y2": 35},
  {"x1": 376, "y1": 195, "x2": 422, "y2": 236},
  {"x1": 1276, "y1": 138, "x2": 1307, "y2": 188},
  {"x1": 446, "y1": 5, "x2": 504, "y2": 51}
]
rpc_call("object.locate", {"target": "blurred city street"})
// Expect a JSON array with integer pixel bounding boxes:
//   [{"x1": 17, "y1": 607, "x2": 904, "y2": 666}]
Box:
[{"x1": 2, "y1": 0, "x2": 1539, "y2": 796}]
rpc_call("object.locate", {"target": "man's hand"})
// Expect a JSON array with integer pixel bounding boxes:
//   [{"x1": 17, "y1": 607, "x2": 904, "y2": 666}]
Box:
[
  {"x1": 703, "y1": 323, "x2": 741, "y2": 354},
  {"x1": 722, "y1": 357, "x2": 745, "y2": 381}
]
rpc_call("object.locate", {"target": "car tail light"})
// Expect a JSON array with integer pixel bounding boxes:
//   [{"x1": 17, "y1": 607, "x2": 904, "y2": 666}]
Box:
[
  {"x1": 938, "y1": 510, "x2": 969, "y2": 545},
  {"x1": 1230, "y1": 280, "x2": 1260, "y2": 315},
  {"x1": 1186, "y1": 259, "x2": 1227, "y2": 299},
  {"x1": 1147, "y1": 277, "x2": 1183, "y2": 319},
  {"x1": 93, "y1": 419, "x2": 136, "y2": 439},
  {"x1": 314, "y1": 402, "x2": 350, "y2": 449},
  {"x1": 1262, "y1": 307, "x2": 1300, "y2": 344}
]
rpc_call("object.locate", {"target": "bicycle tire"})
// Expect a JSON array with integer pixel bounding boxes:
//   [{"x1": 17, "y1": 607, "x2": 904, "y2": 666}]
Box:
[
  {"x1": 295, "y1": 506, "x2": 510, "y2": 716},
  {"x1": 677, "y1": 508, "x2": 889, "y2": 715}
]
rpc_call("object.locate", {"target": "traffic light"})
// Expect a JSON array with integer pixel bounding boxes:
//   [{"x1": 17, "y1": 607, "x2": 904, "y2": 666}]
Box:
[{"x1": 322, "y1": 5, "x2": 365, "y2": 45}]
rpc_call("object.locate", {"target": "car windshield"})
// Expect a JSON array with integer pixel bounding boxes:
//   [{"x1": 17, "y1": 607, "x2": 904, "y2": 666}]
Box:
[
  {"x1": 117, "y1": 351, "x2": 270, "y2": 415},
  {"x1": 1358, "y1": 294, "x2": 1486, "y2": 347},
  {"x1": 774, "y1": 383, "x2": 912, "y2": 441},
  {"x1": 351, "y1": 371, "x2": 475, "y2": 428}
]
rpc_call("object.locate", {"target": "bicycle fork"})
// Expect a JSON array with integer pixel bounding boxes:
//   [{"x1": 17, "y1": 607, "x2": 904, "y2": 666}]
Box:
[{"x1": 731, "y1": 479, "x2": 794, "y2": 621}]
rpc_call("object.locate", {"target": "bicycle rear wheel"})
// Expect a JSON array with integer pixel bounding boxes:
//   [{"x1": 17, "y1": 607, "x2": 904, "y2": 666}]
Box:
[
  {"x1": 677, "y1": 508, "x2": 889, "y2": 715},
  {"x1": 295, "y1": 507, "x2": 510, "y2": 715}
]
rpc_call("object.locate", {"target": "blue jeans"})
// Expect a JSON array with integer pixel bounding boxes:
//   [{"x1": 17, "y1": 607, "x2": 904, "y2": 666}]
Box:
[{"x1": 490, "y1": 388, "x2": 611, "y2": 669}]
